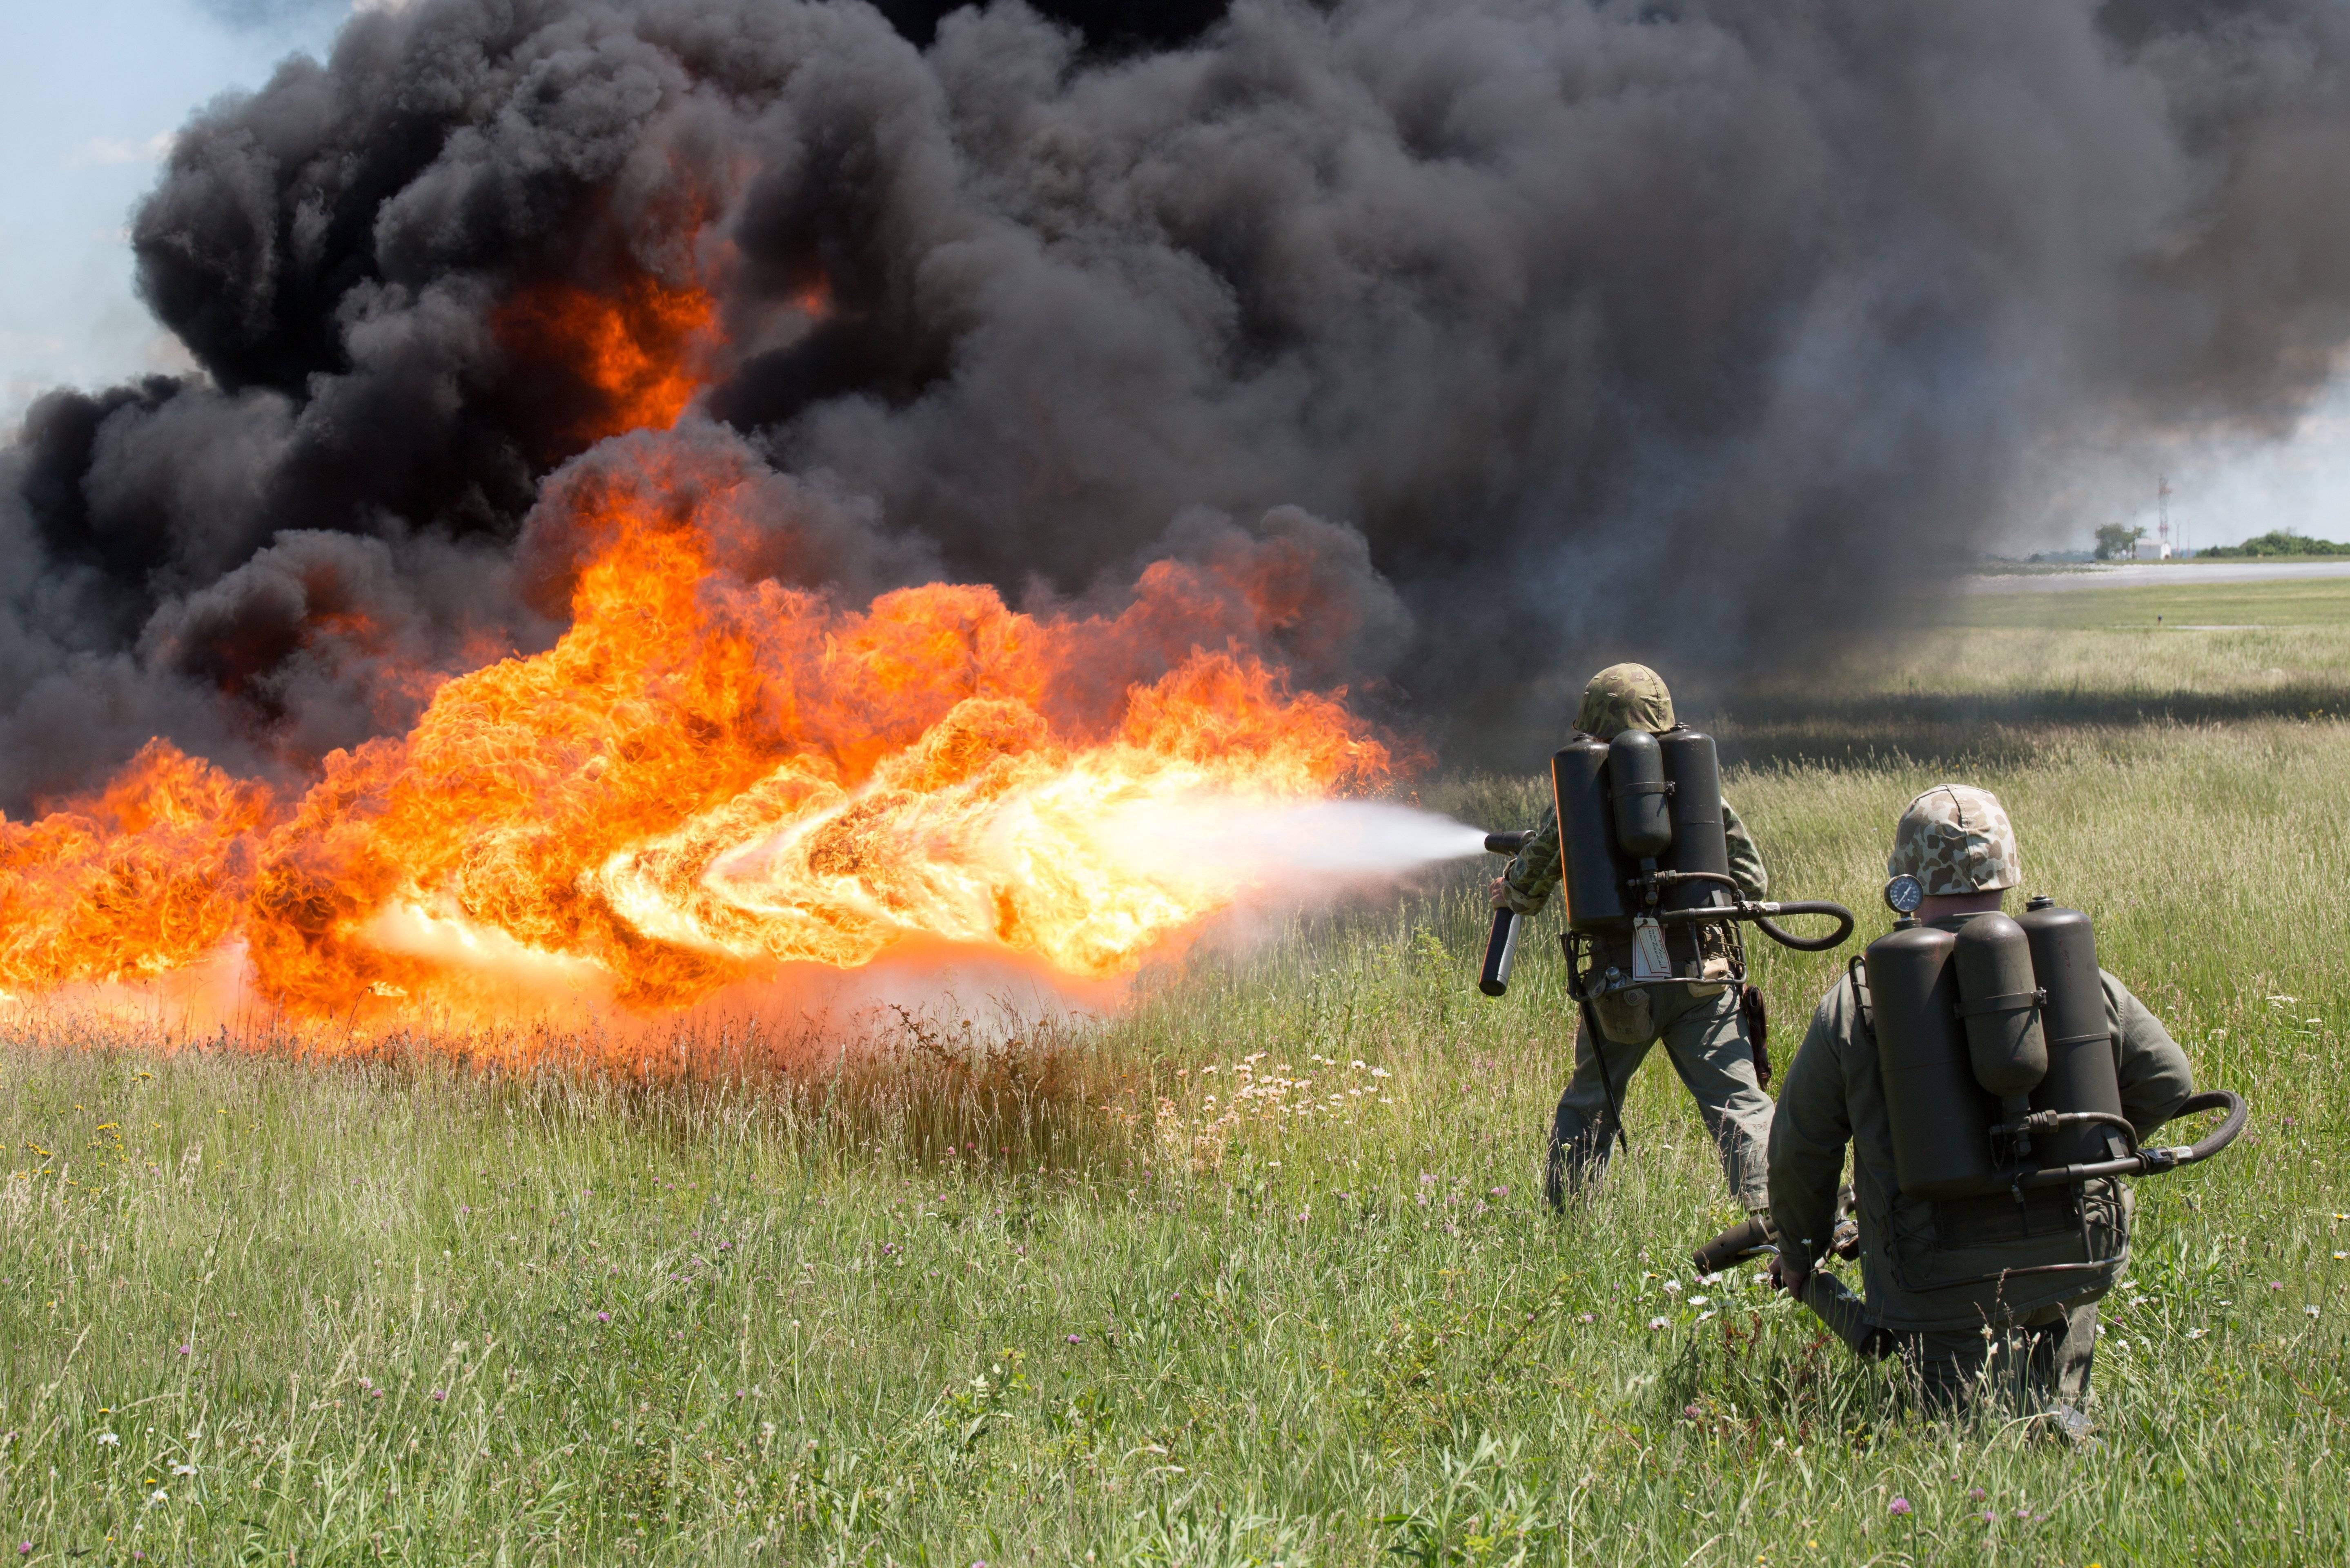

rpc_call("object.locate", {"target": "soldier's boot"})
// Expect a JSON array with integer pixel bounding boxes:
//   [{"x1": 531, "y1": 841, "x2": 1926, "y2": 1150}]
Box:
[{"x1": 1544, "y1": 1091, "x2": 1617, "y2": 1211}]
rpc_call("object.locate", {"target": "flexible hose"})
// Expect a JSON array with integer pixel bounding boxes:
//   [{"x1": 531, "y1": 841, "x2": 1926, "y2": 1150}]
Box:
[
  {"x1": 1651, "y1": 894, "x2": 1855, "y2": 952},
  {"x1": 2015, "y1": 1088, "x2": 2248, "y2": 1187},
  {"x1": 2169, "y1": 1089, "x2": 2251, "y2": 1162},
  {"x1": 1997, "y1": 1109, "x2": 2140, "y2": 1149},
  {"x1": 1654, "y1": 871, "x2": 1742, "y2": 892},
  {"x1": 1749, "y1": 901, "x2": 1858, "y2": 952}
]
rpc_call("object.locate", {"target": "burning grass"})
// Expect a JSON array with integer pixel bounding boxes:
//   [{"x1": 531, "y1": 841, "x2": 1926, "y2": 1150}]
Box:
[{"x1": 0, "y1": 579, "x2": 2346, "y2": 1562}]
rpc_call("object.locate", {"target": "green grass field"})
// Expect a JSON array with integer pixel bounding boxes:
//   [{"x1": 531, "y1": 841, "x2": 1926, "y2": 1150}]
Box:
[
  {"x1": 1726, "y1": 576, "x2": 2350, "y2": 768},
  {"x1": 1952, "y1": 577, "x2": 2350, "y2": 630},
  {"x1": 2, "y1": 577, "x2": 2346, "y2": 1565}
]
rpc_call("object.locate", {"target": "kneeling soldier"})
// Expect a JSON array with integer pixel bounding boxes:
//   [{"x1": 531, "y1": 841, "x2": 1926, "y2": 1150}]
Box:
[{"x1": 1767, "y1": 785, "x2": 2196, "y2": 1427}]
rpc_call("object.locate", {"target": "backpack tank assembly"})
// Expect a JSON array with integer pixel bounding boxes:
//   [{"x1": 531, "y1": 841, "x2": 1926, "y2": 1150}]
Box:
[
  {"x1": 1691, "y1": 881, "x2": 2249, "y2": 1308},
  {"x1": 1550, "y1": 725, "x2": 1854, "y2": 958},
  {"x1": 1860, "y1": 884, "x2": 2243, "y2": 1200},
  {"x1": 1477, "y1": 726, "x2": 1859, "y2": 997}
]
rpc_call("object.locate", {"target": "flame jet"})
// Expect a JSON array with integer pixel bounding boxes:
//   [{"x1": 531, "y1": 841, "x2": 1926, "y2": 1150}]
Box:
[{"x1": 3, "y1": 419, "x2": 1398, "y2": 1018}]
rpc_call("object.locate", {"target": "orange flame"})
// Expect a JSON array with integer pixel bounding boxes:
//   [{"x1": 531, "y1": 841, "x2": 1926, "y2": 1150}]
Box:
[
  {"x1": 495, "y1": 272, "x2": 717, "y2": 439},
  {"x1": 0, "y1": 431, "x2": 1393, "y2": 1022},
  {"x1": 2, "y1": 246, "x2": 1399, "y2": 1026},
  {"x1": 0, "y1": 743, "x2": 276, "y2": 991}
]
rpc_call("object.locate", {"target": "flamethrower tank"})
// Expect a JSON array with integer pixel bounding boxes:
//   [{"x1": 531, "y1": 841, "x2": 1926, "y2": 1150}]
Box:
[
  {"x1": 1544, "y1": 730, "x2": 1851, "y2": 949},
  {"x1": 1656, "y1": 728, "x2": 1730, "y2": 913},
  {"x1": 1952, "y1": 912, "x2": 2050, "y2": 1151},
  {"x1": 2016, "y1": 896, "x2": 2127, "y2": 1166},
  {"x1": 1607, "y1": 728, "x2": 1673, "y2": 859},
  {"x1": 1490, "y1": 724, "x2": 1853, "y2": 1008},
  {"x1": 1551, "y1": 739, "x2": 1631, "y2": 934},
  {"x1": 1867, "y1": 923, "x2": 2003, "y2": 1200},
  {"x1": 1863, "y1": 902, "x2": 2245, "y2": 1203},
  {"x1": 1695, "y1": 894, "x2": 2250, "y2": 1361}
]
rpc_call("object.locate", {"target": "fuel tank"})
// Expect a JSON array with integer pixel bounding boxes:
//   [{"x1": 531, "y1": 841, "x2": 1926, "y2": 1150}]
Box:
[
  {"x1": 2017, "y1": 897, "x2": 2127, "y2": 1164},
  {"x1": 1607, "y1": 728, "x2": 1673, "y2": 859},
  {"x1": 1952, "y1": 911, "x2": 2049, "y2": 1102},
  {"x1": 1553, "y1": 739, "x2": 1629, "y2": 933},
  {"x1": 1867, "y1": 923, "x2": 2002, "y2": 1200},
  {"x1": 1656, "y1": 728, "x2": 1729, "y2": 913}
]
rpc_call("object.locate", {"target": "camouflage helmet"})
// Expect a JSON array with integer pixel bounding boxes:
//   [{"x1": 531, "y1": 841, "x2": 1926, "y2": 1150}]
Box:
[
  {"x1": 1575, "y1": 663, "x2": 1675, "y2": 738},
  {"x1": 1888, "y1": 784, "x2": 2022, "y2": 895}
]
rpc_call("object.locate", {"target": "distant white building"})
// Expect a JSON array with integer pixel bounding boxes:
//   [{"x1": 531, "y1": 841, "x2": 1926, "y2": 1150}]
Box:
[{"x1": 2134, "y1": 539, "x2": 2172, "y2": 561}]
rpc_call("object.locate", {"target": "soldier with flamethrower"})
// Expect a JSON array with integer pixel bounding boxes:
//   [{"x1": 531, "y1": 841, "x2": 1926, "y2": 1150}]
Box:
[
  {"x1": 1481, "y1": 664, "x2": 1833, "y2": 1221},
  {"x1": 1732, "y1": 785, "x2": 2245, "y2": 1429}
]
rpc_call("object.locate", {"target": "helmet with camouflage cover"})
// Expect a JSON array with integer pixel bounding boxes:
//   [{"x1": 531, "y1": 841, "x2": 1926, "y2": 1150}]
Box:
[
  {"x1": 1888, "y1": 784, "x2": 2022, "y2": 895},
  {"x1": 1575, "y1": 663, "x2": 1675, "y2": 738}
]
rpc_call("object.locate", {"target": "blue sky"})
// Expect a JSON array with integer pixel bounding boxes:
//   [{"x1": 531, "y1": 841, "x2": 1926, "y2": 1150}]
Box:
[
  {"x1": 0, "y1": 0, "x2": 347, "y2": 414},
  {"x1": 2, "y1": 0, "x2": 2342, "y2": 550}
]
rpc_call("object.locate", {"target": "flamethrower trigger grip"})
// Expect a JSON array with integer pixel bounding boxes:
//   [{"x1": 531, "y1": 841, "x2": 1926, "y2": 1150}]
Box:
[{"x1": 1475, "y1": 829, "x2": 1534, "y2": 997}]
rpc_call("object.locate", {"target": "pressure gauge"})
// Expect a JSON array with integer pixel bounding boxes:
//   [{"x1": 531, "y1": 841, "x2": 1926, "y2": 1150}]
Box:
[{"x1": 1883, "y1": 874, "x2": 1925, "y2": 915}]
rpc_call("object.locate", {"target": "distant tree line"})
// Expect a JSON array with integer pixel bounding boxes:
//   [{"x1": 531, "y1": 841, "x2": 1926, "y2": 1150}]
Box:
[
  {"x1": 2196, "y1": 530, "x2": 2350, "y2": 558},
  {"x1": 2085, "y1": 523, "x2": 2348, "y2": 559},
  {"x1": 2094, "y1": 523, "x2": 2145, "y2": 559}
]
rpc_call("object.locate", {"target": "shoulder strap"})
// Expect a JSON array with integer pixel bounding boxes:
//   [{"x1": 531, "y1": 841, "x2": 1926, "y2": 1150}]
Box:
[{"x1": 1846, "y1": 954, "x2": 1874, "y2": 1043}]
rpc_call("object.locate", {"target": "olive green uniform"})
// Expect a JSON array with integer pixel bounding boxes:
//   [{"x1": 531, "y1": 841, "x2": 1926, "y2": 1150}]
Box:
[
  {"x1": 1501, "y1": 795, "x2": 1775, "y2": 1213},
  {"x1": 1769, "y1": 946, "x2": 2195, "y2": 1412}
]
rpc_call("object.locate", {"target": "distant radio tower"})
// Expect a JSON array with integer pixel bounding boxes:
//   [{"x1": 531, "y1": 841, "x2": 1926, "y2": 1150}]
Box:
[{"x1": 2158, "y1": 475, "x2": 2172, "y2": 556}]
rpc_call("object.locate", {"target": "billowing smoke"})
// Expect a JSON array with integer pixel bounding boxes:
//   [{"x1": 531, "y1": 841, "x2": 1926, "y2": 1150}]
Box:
[{"x1": 8, "y1": 0, "x2": 2350, "y2": 813}]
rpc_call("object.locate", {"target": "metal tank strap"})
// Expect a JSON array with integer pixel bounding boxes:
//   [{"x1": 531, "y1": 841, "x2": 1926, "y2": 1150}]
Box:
[{"x1": 1954, "y1": 988, "x2": 2047, "y2": 1018}]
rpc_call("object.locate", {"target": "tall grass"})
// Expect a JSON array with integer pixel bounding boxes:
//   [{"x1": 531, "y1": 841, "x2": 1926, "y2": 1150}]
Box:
[{"x1": 1, "y1": 584, "x2": 2345, "y2": 1564}]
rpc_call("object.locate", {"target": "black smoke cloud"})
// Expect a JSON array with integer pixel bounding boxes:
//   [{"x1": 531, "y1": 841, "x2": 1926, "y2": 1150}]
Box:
[{"x1": 8, "y1": 0, "x2": 2350, "y2": 813}]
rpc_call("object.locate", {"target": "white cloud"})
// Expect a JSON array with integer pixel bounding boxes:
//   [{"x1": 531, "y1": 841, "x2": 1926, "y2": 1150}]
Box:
[
  {"x1": 0, "y1": 330, "x2": 68, "y2": 358},
  {"x1": 138, "y1": 326, "x2": 200, "y2": 377},
  {"x1": 67, "y1": 130, "x2": 174, "y2": 168}
]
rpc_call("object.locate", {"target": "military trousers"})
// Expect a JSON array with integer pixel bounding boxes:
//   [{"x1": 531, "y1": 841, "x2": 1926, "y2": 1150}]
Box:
[
  {"x1": 1546, "y1": 984, "x2": 1773, "y2": 1214},
  {"x1": 1894, "y1": 1299, "x2": 2098, "y2": 1424}
]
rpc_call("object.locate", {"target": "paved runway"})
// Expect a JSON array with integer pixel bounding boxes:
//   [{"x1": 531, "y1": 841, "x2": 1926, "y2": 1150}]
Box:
[{"x1": 1965, "y1": 560, "x2": 2350, "y2": 593}]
